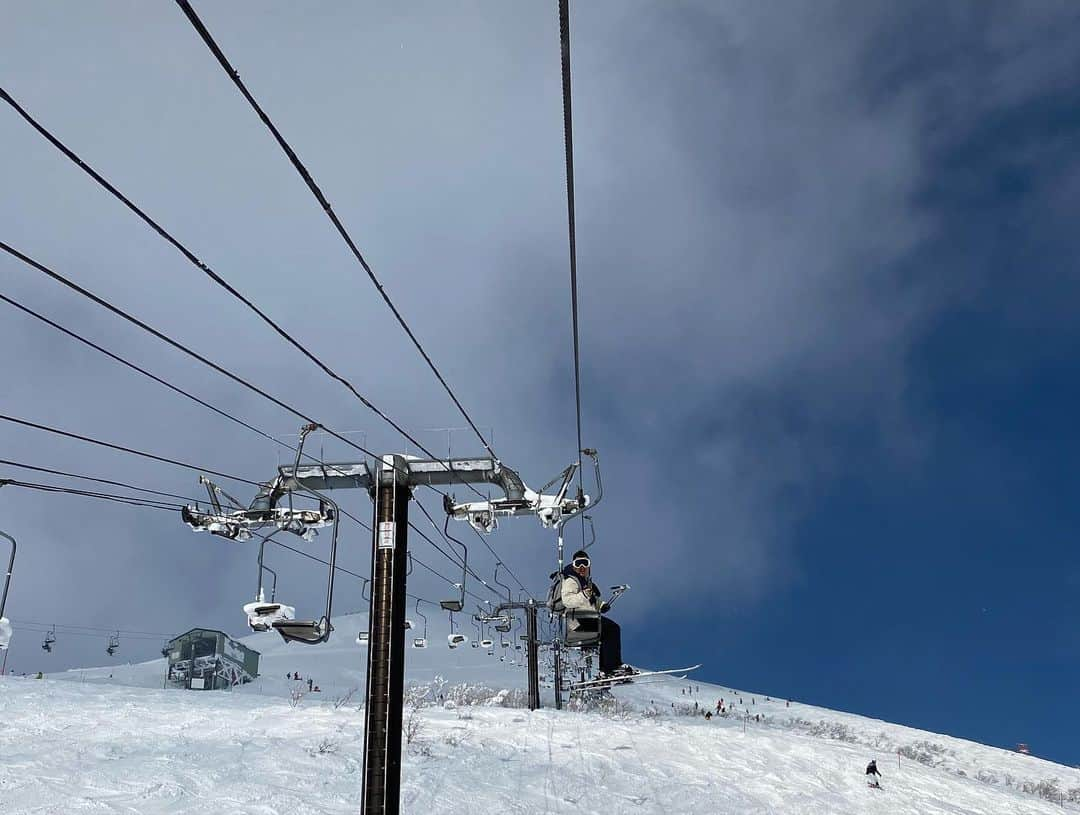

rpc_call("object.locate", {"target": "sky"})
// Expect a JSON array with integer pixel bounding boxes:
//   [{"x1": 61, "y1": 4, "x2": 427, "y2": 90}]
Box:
[{"x1": 2, "y1": 0, "x2": 1079, "y2": 764}]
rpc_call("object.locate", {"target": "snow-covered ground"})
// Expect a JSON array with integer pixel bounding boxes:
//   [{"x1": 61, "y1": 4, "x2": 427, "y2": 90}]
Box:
[{"x1": 2, "y1": 612, "x2": 1077, "y2": 813}]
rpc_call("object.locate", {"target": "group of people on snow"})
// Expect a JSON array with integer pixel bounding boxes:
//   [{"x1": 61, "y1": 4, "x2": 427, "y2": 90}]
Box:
[{"x1": 286, "y1": 671, "x2": 320, "y2": 692}]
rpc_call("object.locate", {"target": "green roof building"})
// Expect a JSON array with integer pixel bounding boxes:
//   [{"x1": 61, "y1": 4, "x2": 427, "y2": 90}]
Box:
[{"x1": 165, "y1": 628, "x2": 259, "y2": 690}]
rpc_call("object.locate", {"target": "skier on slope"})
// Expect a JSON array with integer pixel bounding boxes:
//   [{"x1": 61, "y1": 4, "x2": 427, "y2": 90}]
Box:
[
  {"x1": 866, "y1": 759, "x2": 882, "y2": 788},
  {"x1": 560, "y1": 549, "x2": 633, "y2": 678}
]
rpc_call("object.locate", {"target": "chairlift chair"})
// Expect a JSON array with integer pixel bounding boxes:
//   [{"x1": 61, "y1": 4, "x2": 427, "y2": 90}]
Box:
[
  {"x1": 106, "y1": 631, "x2": 119, "y2": 657},
  {"x1": 245, "y1": 532, "x2": 296, "y2": 631},
  {"x1": 270, "y1": 425, "x2": 340, "y2": 645},
  {"x1": 447, "y1": 610, "x2": 468, "y2": 649},
  {"x1": 42, "y1": 625, "x2": 55, "y2": 652},
  {"x1": 413, "y1": 599, "x2": 428, "y2": 649},
  {"x1": 244, "y1": 594, "x2": 297, "y2": 633},
  {"x1": 448, "y1": 633, "x2": 467, "y2": 648},
  {"x1": 438, "y1": 516, "x2": 469, "y2": 612}
]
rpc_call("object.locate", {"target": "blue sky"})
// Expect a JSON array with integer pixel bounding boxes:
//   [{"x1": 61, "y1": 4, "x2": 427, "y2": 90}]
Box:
[{"x1": 2, "y1": 0, "x2": 1079, "y2": 766}]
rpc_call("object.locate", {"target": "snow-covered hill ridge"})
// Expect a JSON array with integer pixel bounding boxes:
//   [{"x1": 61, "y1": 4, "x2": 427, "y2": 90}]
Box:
[{"x1": 2, "y1": 611, "x2": 1076, "y2": 813}]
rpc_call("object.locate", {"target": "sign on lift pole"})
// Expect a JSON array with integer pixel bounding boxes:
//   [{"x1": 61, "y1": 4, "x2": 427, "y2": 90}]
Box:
[{"x1": 362, "y1": 456, "x2": 411, "y2": 815}]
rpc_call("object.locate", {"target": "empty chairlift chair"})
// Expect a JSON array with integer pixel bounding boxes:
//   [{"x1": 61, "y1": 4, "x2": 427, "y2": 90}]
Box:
[
  {"x1": 413, "y1": 600, "x2": 428, "y2": 649},
  {"x1": 447, "y1": 612, "x2": 468, "y2": 649},
  {"x1": 270, "y1": 429, "x2": 340, "y2": 645},
  {"x1": 244, "y1": 532, "x2": 296, "y2": 632}
]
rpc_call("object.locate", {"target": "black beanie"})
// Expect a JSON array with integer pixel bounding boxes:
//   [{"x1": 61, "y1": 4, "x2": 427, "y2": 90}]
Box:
[{"x1": 571, "y1": 550, "x2": 589, "y2": 561}]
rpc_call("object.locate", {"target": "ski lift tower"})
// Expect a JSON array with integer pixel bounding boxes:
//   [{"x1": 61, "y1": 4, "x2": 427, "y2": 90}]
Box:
[
  {"x1": 0, "y1": 528, "x2": 16, "y2": 668},
  {"x1": 179, "y1": 425, "x2": 596, "y2": 815}
]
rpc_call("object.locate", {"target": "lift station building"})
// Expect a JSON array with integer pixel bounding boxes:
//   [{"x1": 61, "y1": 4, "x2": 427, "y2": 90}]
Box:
[{"x1": 164, "y1": 628, "x2": 260, "y2": 690}]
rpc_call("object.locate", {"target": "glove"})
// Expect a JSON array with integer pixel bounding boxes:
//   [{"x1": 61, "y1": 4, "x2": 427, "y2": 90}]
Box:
[{"x1": 599, "y1": 602, "x2": 610, "y2": 614}]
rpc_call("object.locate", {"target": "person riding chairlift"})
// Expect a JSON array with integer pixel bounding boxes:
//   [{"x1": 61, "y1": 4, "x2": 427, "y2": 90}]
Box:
[{"x1": 560, "y1": 550, "x2": 633, "y2": 678}]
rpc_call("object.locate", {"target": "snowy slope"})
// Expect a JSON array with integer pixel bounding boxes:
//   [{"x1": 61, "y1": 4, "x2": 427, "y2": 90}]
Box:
[{"x1": 3, "y1": 612, "x2": 1079, "y2": 814}]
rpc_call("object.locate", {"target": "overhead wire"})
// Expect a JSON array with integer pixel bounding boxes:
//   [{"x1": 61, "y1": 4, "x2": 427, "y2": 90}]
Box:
[
  {"x1": 0, "y1": 478, "x2": 180, "y2": 512},
  {"x1": 410, "y1": 498, "x2": 514, "y2": 603},
  {"x1": 0, "y1": 459, "x2": 203, "y2": 504},
  {"x1": 172, "y1": 0, "x2": 497, "y2": 461},
  {"x1": 0, "y1": 291, "x2": 307, "y2": 458},
  {"x1": 0, "y1": 240, "x2": 444, "y2": 495},
  {"x1": 0, "y1": 291, "x2": 412, "y2": 505},
  {"x1": 557, "y1": 0, "x2": 588, "y2": 548},
  {"x1": 0, "y1": 88, "x2": 487, "y2": 501},
  {"x1": 0, "y1": 415, "x2": 258, "y2": 487},
  {"x1": 0, "y1": 86, "x2": 442, "y2": 469},
  {"x1": 15, "y1": 626, "x2": 170, "y2": 643}
]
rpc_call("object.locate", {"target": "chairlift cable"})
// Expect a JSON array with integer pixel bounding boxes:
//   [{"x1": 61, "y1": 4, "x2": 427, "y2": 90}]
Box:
[
  {"x1": 0, "y1": 414, "x2": 259, "y2": 487},
  {"x1": 411, "y1": 499, "x2": 510, "y2": 602},
  {"x1": 267, "y1": 535, "x2": 450, "y2": 609},
  {"x1": 15, "y1": 624, "x2": 168, "y2": 641},
  {"x1": 1, "y1": 87, "x2": 486, "y2": 502},
  {"x1": 557, "y1": 0, "x2": 588, "y2": 548},
  {"x1": 0, "y1": 293, "x2": 403, "y2": 501},
  {"x1": 12, "y1": 620, "x2": 173, "y2": 637},
  {"x1": 0, "y1": 241, "x2": 443, "y2": 495},
  {"x1": 172, "y1": 0, "x2": 497, "y2": 463},
  {"x1": 0, "y1": 87, "x2": 455, "y2": 477},
  {"x1": 0, "y1": 292, "x2": 314, "y2": 460},
  {"x1": 467, "y1": 520, "x2": 529, "y2": 594},
  {"x1": 0, "y1": 460, "x2": 202, "y2": 504},
  {"x1": 0, "y1": 479, "x2": 180, "y2": 512}
]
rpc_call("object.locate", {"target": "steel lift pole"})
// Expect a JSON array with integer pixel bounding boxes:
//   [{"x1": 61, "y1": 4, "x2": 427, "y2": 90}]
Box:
[
  {"x1": 362, "y1": 456, "x2": 411, "y2": 815},
  {"x1": 490, "y1": 598, "x2": 542, "y2": 711},
  {"x1": 0, "y1": 528, "x2": 16, "y2": 673},
  {"x1": 181, "y1": 451, "x2": 592, "y2": 814}
]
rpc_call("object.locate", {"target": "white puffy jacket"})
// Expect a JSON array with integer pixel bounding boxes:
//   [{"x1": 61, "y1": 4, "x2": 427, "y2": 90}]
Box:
[{"x1": 560, "y1": 575, "x2": 601, "y2": 629}]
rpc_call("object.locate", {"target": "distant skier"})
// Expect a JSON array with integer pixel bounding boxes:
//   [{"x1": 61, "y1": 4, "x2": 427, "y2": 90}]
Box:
[
  {"x1": 866, "y1": 760, "x2": 882, "y2": 788},
  {"x1": 560, "y1": 550, "x2": 632, "y2": 678}
]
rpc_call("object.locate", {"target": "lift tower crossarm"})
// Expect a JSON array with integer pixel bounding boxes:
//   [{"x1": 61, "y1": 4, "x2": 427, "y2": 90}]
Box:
[{"x1": 273, "y1": 457, "x2": 524, "y2": 496}]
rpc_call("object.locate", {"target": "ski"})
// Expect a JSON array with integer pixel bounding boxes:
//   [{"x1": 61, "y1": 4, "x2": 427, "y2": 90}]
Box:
[{"x1": 568, "y1": 664, "x2": 701, "y2": 692}]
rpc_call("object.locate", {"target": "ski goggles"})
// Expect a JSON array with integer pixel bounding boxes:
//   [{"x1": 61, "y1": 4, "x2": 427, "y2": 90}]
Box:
[{"x1": 572, "y1": 557, "x2": 591, "y2": 568}]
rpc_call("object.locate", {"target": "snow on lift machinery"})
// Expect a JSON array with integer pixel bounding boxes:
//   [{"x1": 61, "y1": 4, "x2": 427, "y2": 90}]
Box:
[
  {"x1": 443, "y1": 449, "x2": 601, "y2": 535},
  {"x1": 475, "y1": 609, "x2": 493, "y2": 649},
  {"x1": 106, "y1": 631, "x2": 120, "y2": 657},
  {"x1": 447, "y1": 610, "x2": 468, "y2": 649},
  {"x1": 182, "y1": 424, "x2": 340, "y2": 645},
  {"x1": 243, "y1": 530, "x2": 296, "y2": 632},
  {"x1": 41, "y1": 624, "x2": 55, "y2": 652},
  {"x1": 413, "y1": 599, "x2": 428, "y2": 649}
]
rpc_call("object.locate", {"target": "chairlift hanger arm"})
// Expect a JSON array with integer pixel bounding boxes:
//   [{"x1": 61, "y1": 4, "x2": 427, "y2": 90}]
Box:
[
  {"x1": 182, "y1": 456, "x2": 532, "y2": 541},
  {"x1": 444, "y1": 452, "x2": 600, "y2": 534}
]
